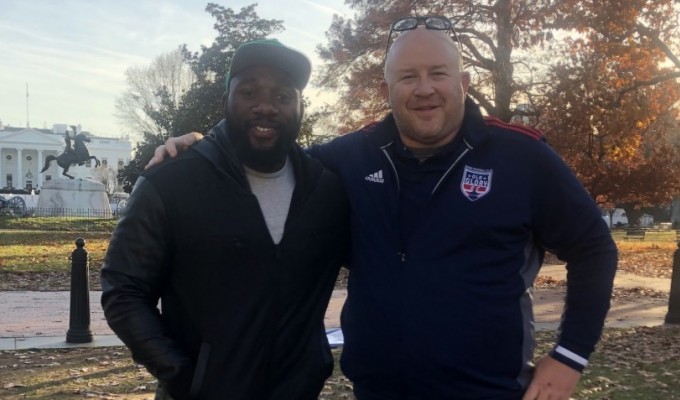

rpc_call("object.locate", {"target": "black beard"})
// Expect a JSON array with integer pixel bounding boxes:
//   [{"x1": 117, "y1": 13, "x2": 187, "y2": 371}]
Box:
[{"x1": 227, "y1": 119, "x2": 300, "y2": 172}]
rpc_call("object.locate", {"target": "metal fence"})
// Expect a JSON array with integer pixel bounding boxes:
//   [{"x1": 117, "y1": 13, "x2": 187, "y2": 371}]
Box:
[
  {"x1": 0, "y1": 207, "x2": 120, "y2": 231},
  {"x1": 3, "y1": 206, "x2": 118, "y2": 218}
]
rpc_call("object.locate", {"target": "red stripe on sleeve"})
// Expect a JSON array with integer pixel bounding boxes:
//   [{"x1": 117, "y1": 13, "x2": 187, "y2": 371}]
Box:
[{"x1": 483, "y1": 116, "x2": 544, "y2": 141}]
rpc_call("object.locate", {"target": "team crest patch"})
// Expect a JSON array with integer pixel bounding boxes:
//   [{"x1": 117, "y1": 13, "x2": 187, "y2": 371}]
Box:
[{"x1": 460, "y1": 166, "x2": 493, "y2": 201}]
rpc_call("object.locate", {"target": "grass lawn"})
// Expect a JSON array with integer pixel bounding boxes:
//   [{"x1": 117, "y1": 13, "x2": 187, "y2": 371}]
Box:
[
  {"x1": 539, "y1": 327, "x2": 680, "y2": 399},
  {"x1": 0, "y1": 230, "x2": 110, "y2": 273},
  {"x1": 0, "y1": 225, "x2": 113, "y2": 290},
  {"x1": 0, "y1": 216, "x2": 117, "y2": 232}
]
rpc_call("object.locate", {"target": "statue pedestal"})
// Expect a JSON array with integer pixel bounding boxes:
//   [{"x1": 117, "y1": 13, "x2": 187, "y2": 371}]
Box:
[{"x1": 36, "y1": 179, "x2": 112, "y2": 218}]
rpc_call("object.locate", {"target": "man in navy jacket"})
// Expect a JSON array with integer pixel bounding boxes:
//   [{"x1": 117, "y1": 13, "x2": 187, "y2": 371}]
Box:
[
  {"x1": 150, "y1": 19, "x2": 617, "y2": 400},
  {"x1": 307, "y1": 25, "x2": 616, "y2": 400}
]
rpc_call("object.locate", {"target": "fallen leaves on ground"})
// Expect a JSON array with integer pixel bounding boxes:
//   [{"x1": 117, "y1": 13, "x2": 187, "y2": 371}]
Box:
[
  {"x1": 547, "y1": 243, "x2": 676, "y2": 279},
  {"x1": 4, "y1": 327, "x2": 674, "y2": 399},
  {"x1": 0, "y1": 268, "x2": 103, "y2": 291},
  {"x1": 546, "y1": 243, "x2": 676, "y2": 279},
  {"x1": 616, "y1": 244, "x2": 676, "y2": 279},
  {"x1": 574, "y1": 326, "x2": 680, "y2": 399},
  {"x1": 0, "y1": 347, "x2": 155, "y2": 399}
]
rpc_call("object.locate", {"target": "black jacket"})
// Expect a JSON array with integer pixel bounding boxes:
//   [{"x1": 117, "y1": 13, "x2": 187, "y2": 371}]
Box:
[{"x1": 101, "y1": 120, "x2": 350, "y2": 399}]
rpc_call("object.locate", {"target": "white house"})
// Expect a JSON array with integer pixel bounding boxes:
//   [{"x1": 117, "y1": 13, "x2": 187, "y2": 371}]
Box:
[{"x1": 0, "y1": 124, "x2": 132, "y2": 192}]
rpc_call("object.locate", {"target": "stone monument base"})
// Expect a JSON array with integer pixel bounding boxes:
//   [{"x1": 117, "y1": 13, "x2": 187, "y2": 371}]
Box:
[{"x1": 35, "y1": 179, "x2": 112, "y2": 218}]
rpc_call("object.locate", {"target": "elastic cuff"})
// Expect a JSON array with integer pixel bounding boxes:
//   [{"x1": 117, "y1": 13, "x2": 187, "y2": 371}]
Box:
[{"x1": 549, "y1": 346, "x2": 588, "y2": 373}]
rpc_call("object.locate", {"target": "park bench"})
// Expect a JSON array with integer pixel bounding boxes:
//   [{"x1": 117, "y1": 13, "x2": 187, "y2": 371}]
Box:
[{"x1": 624, "y1": 228, "x2": 645, "y2": 240}]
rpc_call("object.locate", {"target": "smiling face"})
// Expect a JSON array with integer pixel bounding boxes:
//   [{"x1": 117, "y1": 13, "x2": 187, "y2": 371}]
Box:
[
  {"x1": 382, "y1": 27, "x2": 470, "y2": 149},
  {"x1": 226, "y1": 65, "x2": 303, "y2": 172}
]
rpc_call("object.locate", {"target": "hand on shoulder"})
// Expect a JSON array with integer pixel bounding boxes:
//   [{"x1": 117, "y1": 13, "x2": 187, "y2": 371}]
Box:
[{"x1": 145, "y1": 132, "x2": 205, "y2": 170}]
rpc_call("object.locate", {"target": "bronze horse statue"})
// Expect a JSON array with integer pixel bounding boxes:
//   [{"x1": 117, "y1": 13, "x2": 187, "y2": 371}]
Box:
[{"x1": 41, "y1": 131, "x2": 101, "y2": 179}]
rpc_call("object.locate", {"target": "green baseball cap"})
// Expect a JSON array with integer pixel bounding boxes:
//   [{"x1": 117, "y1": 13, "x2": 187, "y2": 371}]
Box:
[{"x1": 226, "y1": 39, "x2": 312, "y2": 92}]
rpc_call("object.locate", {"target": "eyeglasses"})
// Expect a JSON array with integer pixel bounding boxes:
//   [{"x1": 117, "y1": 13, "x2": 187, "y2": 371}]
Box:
[{"x1": 385, "y1": 15, "x2": 462, "y2": 55}]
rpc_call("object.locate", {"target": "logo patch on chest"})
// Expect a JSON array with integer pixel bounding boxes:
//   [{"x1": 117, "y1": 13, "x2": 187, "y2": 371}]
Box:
[
  {"x1": 364, "y1": 169, "x2": 384, "y2": 183},
  {"x1": 460, "y1": 165, "x2": 492, "y2": 201}
]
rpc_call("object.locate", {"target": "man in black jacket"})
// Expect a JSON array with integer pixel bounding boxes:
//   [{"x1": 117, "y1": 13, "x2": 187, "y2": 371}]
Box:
[{"x1": 101, "y1": 39, "x2": 350, "y2": 400}]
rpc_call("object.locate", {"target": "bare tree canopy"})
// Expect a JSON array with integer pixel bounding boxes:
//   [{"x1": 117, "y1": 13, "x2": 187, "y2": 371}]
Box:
[
  {"x1": 115, "y1": 49, "x2": 196, "y2": 139},
  {"x1": 117, "y1": 3, "x2": 284, "y2": 191}
]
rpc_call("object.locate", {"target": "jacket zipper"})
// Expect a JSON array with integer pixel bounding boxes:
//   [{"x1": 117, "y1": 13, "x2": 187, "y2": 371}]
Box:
[
  {"x1": 380, "y1": 139, "x2": 474, "y2": 261},
  {"x1": 380, "y1": 136, "x2": 473, "y2": 393},
  {"x1": 380, "y1": 144, "x2": 400, "y2": 193},
  {"x1": 380, "y1": 143, "x2": 405, "y2": 262},
  {"x1": 431, "y1": 138, "x2": 473, "y2": 194}
]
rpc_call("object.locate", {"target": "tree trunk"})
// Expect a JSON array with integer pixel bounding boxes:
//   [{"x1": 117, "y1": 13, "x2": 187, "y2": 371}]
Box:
[{"x1": 620, "y1": 204, "x2": 643, "y2": 228}]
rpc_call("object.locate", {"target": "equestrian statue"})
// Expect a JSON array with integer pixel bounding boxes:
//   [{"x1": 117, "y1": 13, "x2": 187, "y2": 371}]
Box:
[{"x1": 41, "y1": 125, "x2": 101, "y2": 179}]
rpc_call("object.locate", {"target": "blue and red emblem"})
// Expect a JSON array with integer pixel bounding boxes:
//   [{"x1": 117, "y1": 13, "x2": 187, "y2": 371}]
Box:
[{"x1": 460, "y1": 165, "x2": 493, "y2": 201}]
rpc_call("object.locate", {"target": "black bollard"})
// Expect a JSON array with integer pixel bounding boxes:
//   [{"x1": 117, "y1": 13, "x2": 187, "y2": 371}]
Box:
[
  {"x1": 66, "y1": 237, "x2": 93, "y2": 343},
  {"x1": 665, "y1": 242, "x2": 680, "y2": 325}
]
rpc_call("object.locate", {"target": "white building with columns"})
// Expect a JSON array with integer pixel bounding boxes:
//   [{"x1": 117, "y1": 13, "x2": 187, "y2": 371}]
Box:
[{"x1": 0, "y1": 123, "x2": 132, "y2": 193}]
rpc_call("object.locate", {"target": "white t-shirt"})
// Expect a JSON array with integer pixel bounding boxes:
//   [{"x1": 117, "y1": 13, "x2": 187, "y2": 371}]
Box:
[{"x1": 243, "y1": 158, "x2": 295, "y2": 244}]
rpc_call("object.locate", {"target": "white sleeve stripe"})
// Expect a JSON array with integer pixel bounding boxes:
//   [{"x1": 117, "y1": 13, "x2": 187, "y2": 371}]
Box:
[{"x1": 555, "y1": 346, "x2": 588, "y2": 366}]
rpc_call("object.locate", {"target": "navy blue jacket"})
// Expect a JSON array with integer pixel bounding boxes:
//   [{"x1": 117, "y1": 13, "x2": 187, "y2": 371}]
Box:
[{"x1": 309, "y1": 98, "x2": 617, "y2": 399}]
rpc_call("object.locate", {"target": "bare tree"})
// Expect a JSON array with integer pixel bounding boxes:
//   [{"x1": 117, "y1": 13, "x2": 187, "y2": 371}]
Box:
[
  {"x1": 92, "y1": 166, "x2": 121, "y2": 198},
  {"x1": 115, "y1": 49, "x2": 196, "y2": 139}
]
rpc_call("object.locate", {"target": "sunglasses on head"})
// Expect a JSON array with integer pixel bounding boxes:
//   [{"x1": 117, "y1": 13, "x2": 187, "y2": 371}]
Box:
[{"x1": 385, "y1": 15, "x2": 462, "y2": 54}]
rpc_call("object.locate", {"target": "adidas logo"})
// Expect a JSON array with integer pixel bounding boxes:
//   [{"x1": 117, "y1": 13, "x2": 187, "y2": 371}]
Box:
[{"x1": 365, "y1": 170, "x2": 384, "y2": 183}]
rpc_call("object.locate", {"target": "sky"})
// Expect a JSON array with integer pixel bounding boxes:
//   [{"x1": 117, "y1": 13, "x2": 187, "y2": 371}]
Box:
[{"x1": 0, "y1": 0, "x2": 351, "y2": 138}]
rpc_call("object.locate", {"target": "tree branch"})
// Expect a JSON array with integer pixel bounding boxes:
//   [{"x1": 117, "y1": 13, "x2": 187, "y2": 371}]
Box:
[
  {"x1": 467, "y1": 86, "x2": 496, "y2": 115},
  {"x1": 636, "y1": 23, "x2": 680, "y2": 69},
  {"x1": 613, "y1": 71, "x2": 680, "y2": 106}
]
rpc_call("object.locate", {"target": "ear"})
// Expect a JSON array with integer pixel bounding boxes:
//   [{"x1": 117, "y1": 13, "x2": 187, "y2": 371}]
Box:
[
  {"x1": 461, "y1": 71, "x2": 471, "y2": 94},
  {"x1": 380, "y1": 80, "x2": 389, "y2": 106}
]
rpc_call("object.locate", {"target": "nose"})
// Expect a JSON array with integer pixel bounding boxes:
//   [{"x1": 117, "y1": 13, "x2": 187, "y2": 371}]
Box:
[
  {"x1": 413, "y1": 77, "x2": 435, "y2": 97},
  {"x1": 252, "y1": 98, "x2": 278, "y2": 116}
]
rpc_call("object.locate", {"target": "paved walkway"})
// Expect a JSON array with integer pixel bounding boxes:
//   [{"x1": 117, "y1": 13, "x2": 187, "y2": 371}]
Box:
[{"x1": 0, "y1": 265, "x2": 674, "y2": 350}]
